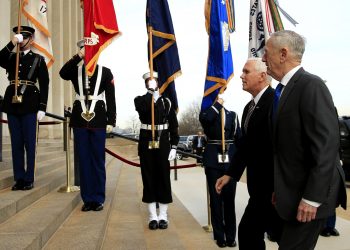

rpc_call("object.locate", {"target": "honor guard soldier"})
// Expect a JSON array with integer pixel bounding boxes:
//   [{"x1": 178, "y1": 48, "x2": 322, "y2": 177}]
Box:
[
  {"x1": 59, "y1": 40, "x2": 116, "y2": 212},
  {"x1": 199, "y1": 94, "x2": 241, "y2": 248},
  {"x1": 134, "y1": 72, "x2": 179, "y2": 230},
  {"x1": 0, "y1": 26, "x2": 49, "y2": 191}
]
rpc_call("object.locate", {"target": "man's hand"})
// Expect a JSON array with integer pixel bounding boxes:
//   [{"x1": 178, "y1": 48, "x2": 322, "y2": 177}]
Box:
[
  {"x1": 296, "y1": 200, "x2": 317, "y2": 222},
  {"x1": 106, "y1": 125, "x2": 113, "y2": 133},
  {"x1": 12, "y1": 34, "x2": 23, "y2": 45},
  {"x1": 168, "y1": 149, "x2": 176, "y2": 161},
  {"x1": 215, "y1": 175, "x2": 231, "y2": 194},
  {"x1": 78, "y1": 47, "x2": 85, "y2": 58},
  {"x1": 37, "y1": 111, "x2": 45, "y2": 121}
]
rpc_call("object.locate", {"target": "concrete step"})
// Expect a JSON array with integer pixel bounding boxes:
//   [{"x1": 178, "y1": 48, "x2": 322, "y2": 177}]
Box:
[
  {"x1": 0, "y1": 155, "x2": 66, "y2": 190},
  {"x1": 1, "y1": 144, "x2": 65, "y2": 159},
  {"x1": 0, "y1": 154, "x2": 115, "y2": 249},
  {"x1": 101, "y1": 165, "x2": 217, "y2": 249},
  {"x1": 1, "y1": 148, "x2": 67, "y2": 164},
  {"x1": 0, "y1": 166, "x2": 66, "y2": 224},
  {"x1": 43, "y1": 158, "x2": 122, "y2": 250}
]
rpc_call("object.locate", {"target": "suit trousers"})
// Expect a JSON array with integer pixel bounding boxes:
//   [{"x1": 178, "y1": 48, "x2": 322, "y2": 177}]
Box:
[
  {"x1": 8, "y1": 113, "x2": 37, "y2": 183},
  {"x1": 238, "y1": 198, "x2": 282, "y2": 250},
  {"x1": 205, "y1": 167, "x2": 236, "y2": 243},
  {"x1": 73, "y1": 128, "x2": 106, "y2": 204},
  {"x1": 279, "y1": 218, "x2": 326, "y2": 250}
]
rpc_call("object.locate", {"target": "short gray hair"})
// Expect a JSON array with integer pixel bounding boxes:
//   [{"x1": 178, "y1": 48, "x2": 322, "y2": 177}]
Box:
[
  {"x1": 270, "y1": 30, "x2": 306, "y2": 61},
  {"x1": 247, "y1": 57, "x2": 267, "y2": 72}
]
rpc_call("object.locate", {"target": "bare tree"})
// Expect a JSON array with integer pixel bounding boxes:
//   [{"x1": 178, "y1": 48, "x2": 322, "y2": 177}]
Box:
[
  {"x1": 126, "y1": 115, "x2": 140, "y2": 134},
  {"x1": 178, "y1": 99, "x2": 202, "y2": 135}
]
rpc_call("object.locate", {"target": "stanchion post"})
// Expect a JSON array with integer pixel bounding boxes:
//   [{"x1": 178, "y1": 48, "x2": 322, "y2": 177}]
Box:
[
  {"x1": 203, "y1": 180, "x2": 213, "y2": 232},
  {"x1": 58, "y1": 117, "x2": 80, "y2": 193},
  {"x1": 174, "y1": 157, "x2": 178, "y2": 181}
]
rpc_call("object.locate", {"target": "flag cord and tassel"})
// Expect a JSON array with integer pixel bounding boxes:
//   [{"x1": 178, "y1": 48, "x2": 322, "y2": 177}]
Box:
[{"x1": 13, "y1": 0, "x2": 23, "y2": 103}]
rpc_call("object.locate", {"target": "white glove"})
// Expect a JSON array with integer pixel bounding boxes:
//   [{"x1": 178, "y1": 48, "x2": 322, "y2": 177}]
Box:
[
  {"x1": 153, "y1": 90, "x2": 160, "y2": 103},
  {"x1": 106, "y1": 125, "x2": 113, "y2": 133},
  {"x1": 168, "y1": 149, "x2": 177, "y2": 161},
  {"x1": 78, "y1": 47, "x2": 85, "y2": 58},
  {"x1": 37, "y1": 111, "x2": 45, "y2": 121},
  {"x1": 148, "y1": 79, "x2": 157, "y2": 90},
  {"x1": 14, "y1": 34, "x2": 24, "y2": 43}
]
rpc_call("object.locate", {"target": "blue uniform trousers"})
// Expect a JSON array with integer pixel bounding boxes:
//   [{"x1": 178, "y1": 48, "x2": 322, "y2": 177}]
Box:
[
  {"x1": 73, "y1": 128, "x2": 106, "y2": 204},
  {"x1": 7, "y1": 113, "x2": 38, "y2": 183}
]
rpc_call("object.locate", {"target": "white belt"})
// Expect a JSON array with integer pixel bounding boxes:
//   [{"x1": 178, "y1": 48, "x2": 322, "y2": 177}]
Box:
[
  {"x1": 141, "y1": 123, "x2": 168, "y2": 130},
  {"x1": 75, "y1": 94, "x2": 104, "y2": 101}
]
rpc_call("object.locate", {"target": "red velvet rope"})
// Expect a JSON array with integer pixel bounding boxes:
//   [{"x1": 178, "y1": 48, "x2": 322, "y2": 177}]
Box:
[
  {"x1": 0, "y1": 119, "x2": 61, "y2": 125},
  {"x1": 105, "y1": 148, "x2": 198, "y2": 169}
]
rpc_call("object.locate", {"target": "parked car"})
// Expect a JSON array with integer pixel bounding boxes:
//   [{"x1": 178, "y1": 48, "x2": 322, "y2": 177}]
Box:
[
  {"x1": 339, "y1": 116, "x2": 350, "y2": 181},
  {"x1": 176, "y1": 135, "x2": 193, "y2": 160}
]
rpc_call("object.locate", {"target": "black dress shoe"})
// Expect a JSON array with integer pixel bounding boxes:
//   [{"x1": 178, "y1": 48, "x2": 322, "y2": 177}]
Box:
[
  {"x1": 91, "y1": 202, "x2": 104, "y2": 211},
  {"x1": 320, "y1": 228, "x2": 331, "y2": 237},
  {"x1": 148, "y1": 220, "x2": 158, "y2": 230},
  {"x1": 12, "y1": 180, "x2": 24, "y2": 191},
  {"x1": 81, "y1": 203, "x2": 92, "y2": 212},
  {"x1": 22, "y1": 182, "x2": 34, "y2": 190},
  {"x1": 158, "y1": 220, "x2": 168, "y2": 229},
  {"x1": 330, "y1": 228, "x2": 340, "y2": 236},
  {"x1": 226, "y1": 241, "x2": 237, "y2": 247},
  {"x1": 216, "y1": 241, "x2": 226, "y2": 248}
]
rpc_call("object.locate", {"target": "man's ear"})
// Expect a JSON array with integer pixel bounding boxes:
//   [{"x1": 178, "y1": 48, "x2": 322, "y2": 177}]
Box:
[{"x1": 280, "y1": 47, "x2": 288, "y2": 63}]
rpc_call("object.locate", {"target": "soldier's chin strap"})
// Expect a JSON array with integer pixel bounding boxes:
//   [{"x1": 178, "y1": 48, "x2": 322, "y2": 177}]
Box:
[{"x1": 77, "y1": 65, "x2": 103, "y2": 118}]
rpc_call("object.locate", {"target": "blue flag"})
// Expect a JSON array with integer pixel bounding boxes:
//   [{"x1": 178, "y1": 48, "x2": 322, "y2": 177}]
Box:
[
  {"x1": 146, "y1": 0, "x2": 181, "y2": 111},
  {"x1": 201, "y1": 0, "x2": 234, "y2": 111}
]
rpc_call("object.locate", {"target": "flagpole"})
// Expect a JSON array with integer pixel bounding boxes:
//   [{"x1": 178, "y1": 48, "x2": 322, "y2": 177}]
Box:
[
  {"x1": 12, "y1": 0, "x2": 23, "y2": 103},
  {"x1": 148, "y1": 26, "x2": 156, "y2": 148}
]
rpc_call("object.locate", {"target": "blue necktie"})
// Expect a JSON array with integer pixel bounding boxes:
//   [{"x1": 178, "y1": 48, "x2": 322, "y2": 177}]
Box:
[{"x1": 273, "y1": 83, "x2": 284, "y2": 119}]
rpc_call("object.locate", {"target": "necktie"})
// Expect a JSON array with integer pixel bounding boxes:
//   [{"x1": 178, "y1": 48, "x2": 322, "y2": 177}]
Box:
[
  {"x1": 20, "y1": 52, "x2": 24, "y2": 57},
  {"x1": 243, "y1": 100, "x2": 255, "y2": 133},
  {"x1": 273, "y1": 83, "x2": 284, "y2": 119}
]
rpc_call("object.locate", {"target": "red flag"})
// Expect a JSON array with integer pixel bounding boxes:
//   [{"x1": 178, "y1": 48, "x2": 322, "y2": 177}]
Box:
[{"x1": 83, "y1": 0, "x2": 120, "y2": 76}]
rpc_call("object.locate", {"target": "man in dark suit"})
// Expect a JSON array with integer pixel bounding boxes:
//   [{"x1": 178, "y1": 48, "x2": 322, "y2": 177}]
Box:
[
  {"x1": 262, "y1": 30, "x2": 347, "y2": 249},
  {"x1": 216, "y1": 58, "x2": 282, "y2": 249},
  {"x1": 60, "y1": 40, "x2": 116, "y2": 212},
  {"x1": 200, "y1": 95, "x2": 241, "y2": 248},
  {"x1": 0, "y1": 26, "x2": 49, "y2": 191},
  {"x1": 192, "y1": 131, "x2": 207, "y2": 163}
]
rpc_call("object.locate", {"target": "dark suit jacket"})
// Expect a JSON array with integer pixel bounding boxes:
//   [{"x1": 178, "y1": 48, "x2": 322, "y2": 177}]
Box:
[
  {"x1": 199, "y1": 102, "x2": 241, "y2": 170},
  {"x1": 193, "y1": 135, "x2": 207, "y2": 149},
  {"x1": 227, "y1": 86, "x2": 274, "y2": 201},
  {"x1": 272, "y1": 67, "x2": 347, "y2": 220}
]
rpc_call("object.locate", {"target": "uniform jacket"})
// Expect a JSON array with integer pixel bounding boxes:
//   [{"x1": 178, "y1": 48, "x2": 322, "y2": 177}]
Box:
[
  {"x1": 272, "y1": 67, "x2": 347, "y2": 220},
  {"x1": 59, "y1": 54, "x2": 116, "y2": 129},
  {"x1": 134, "y1": 92, "x2": 179, "y2": 151},
  {"x1": 227, "y1": 86, "x2": 274, "y2": 200},
  {"x1": 0, "y1": 41, "x2": 49, "y2": 115},
  {"x1": 199, "y1": 102, "x2": 241, "y2": 170}
]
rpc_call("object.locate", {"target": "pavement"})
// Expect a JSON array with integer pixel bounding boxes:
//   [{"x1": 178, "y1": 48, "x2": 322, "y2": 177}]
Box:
[{"x1": 171, "y1": 162, "x2": 350, "y2": 250}]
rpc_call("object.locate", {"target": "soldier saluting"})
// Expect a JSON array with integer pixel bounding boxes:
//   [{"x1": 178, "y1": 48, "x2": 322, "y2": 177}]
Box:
[
  {"x1": 59, "y1": 40, "x2": 116, "y2": 212},
  {"x1": 0, "y1": 26, "x2": 49, "y2": 191}
]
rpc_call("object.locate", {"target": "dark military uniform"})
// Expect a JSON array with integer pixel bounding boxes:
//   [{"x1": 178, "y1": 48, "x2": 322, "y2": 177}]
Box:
[
  {"x1": 134, "y1": 91, "x2": 179, "y2": 204},
  {"x1": 60, "y1": 54, "x2": 116, "y2": 206},
  {"x1": 0, "y1": 40, "x2": 49, "y2": 187},
  {"x1": 199, "y1": 101, "x2": 241, "y2": 246}
]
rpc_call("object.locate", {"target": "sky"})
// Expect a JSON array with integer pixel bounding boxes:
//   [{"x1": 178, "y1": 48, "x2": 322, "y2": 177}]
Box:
[{"x1": 98, "y1": 0, "x2": 350, "y2": 129}]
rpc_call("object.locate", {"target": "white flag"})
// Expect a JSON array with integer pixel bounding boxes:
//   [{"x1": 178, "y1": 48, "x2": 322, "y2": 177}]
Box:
[
  {"x1": 22, "y1": 0, "x2": 54, "y2": 68},
  {"x1": 248, "y1": 0, "x2": 275, "y2": 58}
]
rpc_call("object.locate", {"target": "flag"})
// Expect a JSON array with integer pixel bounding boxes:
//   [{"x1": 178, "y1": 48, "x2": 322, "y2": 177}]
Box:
[
  {"x1": 201, "y1": 0, "x2": 234, "y2": 111},
  {"x1": 83, "y1": 0, "x2": 120, "y2": 76},
  {"x1": 22, "y1": 0, "x2": 54, "y2": 68},
  {"x1": 146, "y1": 0, "x2": 181, "y2": 111},
  {"x1": 248, "y1": 0, "x2": 297, "y2": 58}
]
